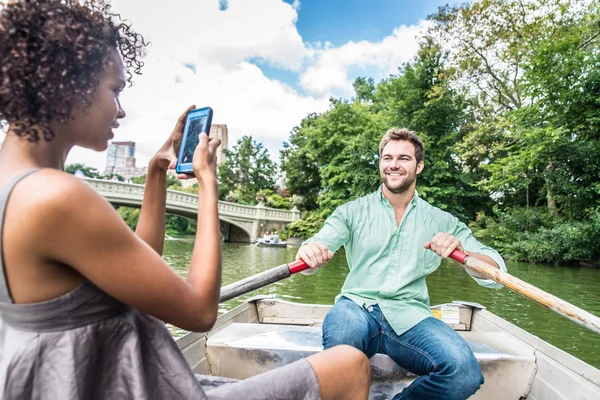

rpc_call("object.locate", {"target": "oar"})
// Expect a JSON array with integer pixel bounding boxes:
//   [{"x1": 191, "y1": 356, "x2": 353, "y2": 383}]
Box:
[
  {"x1": 449, "y1": 249, "x2": 600, "y2": 335},
  {"x1": 219, "y1": 260, "x2": 308, "y2": 303}
]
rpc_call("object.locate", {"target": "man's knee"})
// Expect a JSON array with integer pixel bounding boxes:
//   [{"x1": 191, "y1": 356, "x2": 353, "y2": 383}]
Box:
[
  {"x1": 322, "y1": 299, "x2": 370, "y2": 352},
  {"x1": 439, "y1": 355, "x2": 484, "y2": 399}
]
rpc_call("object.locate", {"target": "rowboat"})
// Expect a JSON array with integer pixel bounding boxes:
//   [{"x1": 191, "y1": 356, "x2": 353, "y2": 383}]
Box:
[
  {"x1": 175, "y1": 296, "x2": 600, "y2": 400},
  {"x1": 254, "y1": 238, "x2": 288, "y2": 248}
]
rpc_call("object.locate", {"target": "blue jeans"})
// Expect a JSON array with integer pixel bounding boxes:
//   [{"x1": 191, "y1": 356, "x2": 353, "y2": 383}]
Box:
[{"x1": 322, "y1": 297, "x2": 484, "y2": 400}]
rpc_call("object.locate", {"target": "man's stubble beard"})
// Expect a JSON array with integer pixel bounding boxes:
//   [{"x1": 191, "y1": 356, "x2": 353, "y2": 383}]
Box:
[{"x1": 382, "y1": 169, "x2": 417, "y2": 194}]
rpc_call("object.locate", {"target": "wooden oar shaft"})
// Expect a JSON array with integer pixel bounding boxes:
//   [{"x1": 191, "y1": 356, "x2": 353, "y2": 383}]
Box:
[
  {"x1": 219, "y1": 260, "x2": 309, "y2": 303},
  {"x1": 451, "y1": 250, "x2": 600, "y2": 335}
]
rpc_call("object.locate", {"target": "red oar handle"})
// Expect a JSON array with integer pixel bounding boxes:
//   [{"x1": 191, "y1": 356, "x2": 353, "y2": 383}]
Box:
[
  {"x1": 449, "y1": 249, "x2": 469, "y2": 264},
  {"x1": 288, "y1": 260, "x2": 309, "y2": 274}
]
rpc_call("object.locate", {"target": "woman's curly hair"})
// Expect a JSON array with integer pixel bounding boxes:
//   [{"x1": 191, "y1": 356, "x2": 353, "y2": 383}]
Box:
[{"x1": 0, "y1": 0, "x2": 147, "y2": 142}]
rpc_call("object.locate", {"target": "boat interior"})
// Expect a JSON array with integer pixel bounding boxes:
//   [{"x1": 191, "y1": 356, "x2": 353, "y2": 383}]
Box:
[{"x1": 176, "y1": 297, "x2": 600, "y2": 400}]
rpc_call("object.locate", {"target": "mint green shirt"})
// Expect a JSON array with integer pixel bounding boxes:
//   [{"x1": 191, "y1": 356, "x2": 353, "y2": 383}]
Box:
[{"x1": 306, "y1": 187, "x2": 506, "y2": 335}]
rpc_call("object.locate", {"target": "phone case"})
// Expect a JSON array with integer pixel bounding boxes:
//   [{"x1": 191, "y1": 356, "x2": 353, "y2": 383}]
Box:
[{"x1": 176, "y1": 107, "x2": 213, "y2": 174}]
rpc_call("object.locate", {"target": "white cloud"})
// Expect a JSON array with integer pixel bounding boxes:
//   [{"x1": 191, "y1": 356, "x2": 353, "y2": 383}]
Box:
[
  {"x1": 114, "y1": 0, "x2": 309, "y2": 71},
  {"x1": 300, "y1": 22, "x2": 430, "y2": 96},
  {"x1": 65, "y1": 0, "x2": 426, "y2": 170}
]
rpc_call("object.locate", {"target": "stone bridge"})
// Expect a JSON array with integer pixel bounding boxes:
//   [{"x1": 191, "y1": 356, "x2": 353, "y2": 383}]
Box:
[{"x1": 84, "y1": 179, "x2": 301, "y2": 243}]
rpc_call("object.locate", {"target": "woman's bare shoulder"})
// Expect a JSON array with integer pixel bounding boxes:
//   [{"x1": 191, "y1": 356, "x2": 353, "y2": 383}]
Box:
[{"x1": 10, "y1": 169, "x2": 111, "y2": 219}]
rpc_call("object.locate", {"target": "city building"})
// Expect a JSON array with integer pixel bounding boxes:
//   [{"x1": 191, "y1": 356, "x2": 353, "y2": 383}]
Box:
[
  {"x1": 209, "y1": 124, "x2": 228, "y2": 165},
  {"x1": 104, "y1": 141, "x2": 147, "y2": 179},
  {"x1": 180, "y1": 124, "x2": 229, "y2": 188}
]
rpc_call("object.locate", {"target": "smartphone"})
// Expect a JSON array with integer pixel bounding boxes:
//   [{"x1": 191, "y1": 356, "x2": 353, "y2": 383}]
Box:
[{"x1": 176, "y1": 106, "x2": 213, "y2": 174}]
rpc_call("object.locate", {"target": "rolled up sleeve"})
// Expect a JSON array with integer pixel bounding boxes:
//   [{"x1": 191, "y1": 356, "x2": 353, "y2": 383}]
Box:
[
  {"x1": 452, "y1": 220, "x2": 507, "y2": 289},
  {"x1": 303, "y1": 208, "x2": 350, "y2": 253}
]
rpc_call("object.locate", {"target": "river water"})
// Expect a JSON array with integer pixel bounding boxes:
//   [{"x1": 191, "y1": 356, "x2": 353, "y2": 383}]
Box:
[{"x1": 163, "y1": 239, "x2": 600, "y2": 369}]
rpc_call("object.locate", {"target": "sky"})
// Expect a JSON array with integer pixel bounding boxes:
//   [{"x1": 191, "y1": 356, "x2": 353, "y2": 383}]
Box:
[{"x1": 62, "y1": 0, "x2": 460, "y2": 170}]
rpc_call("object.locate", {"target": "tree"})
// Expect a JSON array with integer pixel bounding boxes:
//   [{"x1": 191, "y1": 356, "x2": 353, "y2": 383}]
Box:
[
  {"x1": 65, "y1": 163, "x2": 101, "y2": 178},
  {"x1": 116, "y1": 206, "x2": 140, "y2": 230},
  {"x1": 256, "y1": 189, "x2": 294, "y2": 210},
  {"x1": 217, "y1": 136, "x2": 277, "y2": 205},
  {"x1": 280, "y1": 115, "x2": 322, "y2": 210},
  {"x1": 353, "y1": 77, "x2": 376, "y2": 103},
  {"x1": 131, "y1": 173, "x2": 197, "y2": 194},
  {"x1": 281, "y1": 98, "x2": 385, "y2": 216},
  {"x1": 281, "y1": 42, "x2": 488, "y2": 220},
  {"x1": 484, "y1": 19, "x2": 600, "y2": 218},
  {"x1": 375, "y1": 39, "x2": 489, "y2": 220},
  {"x1": 428, "y1": 0, "x2": 599, "y2": 214}
]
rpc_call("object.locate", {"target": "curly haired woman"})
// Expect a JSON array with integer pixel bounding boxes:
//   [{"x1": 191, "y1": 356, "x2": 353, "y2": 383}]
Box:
[{"x1": 0, "y1": 1, "x2": 370, "y2": 399}]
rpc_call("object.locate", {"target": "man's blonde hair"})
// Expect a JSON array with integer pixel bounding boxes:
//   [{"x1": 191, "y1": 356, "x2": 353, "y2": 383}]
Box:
[{"x1": 378, "y1": 128, "x2": 424, "y2": 163}]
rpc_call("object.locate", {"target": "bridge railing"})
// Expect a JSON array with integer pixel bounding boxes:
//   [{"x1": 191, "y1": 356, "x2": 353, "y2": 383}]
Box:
[{"x1": 84, "y1": 178, "x2": 301, "y2": 223}]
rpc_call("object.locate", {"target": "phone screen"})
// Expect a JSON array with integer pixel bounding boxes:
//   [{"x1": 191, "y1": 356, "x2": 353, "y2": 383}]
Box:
[{"x1": 177, "y1": 107, "x2": 213, "y2": 173}]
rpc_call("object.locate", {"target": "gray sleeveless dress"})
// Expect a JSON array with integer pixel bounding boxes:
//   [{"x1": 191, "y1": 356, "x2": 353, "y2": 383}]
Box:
[
  {"x1": 0, "y1": 169, "x2": 321, "y2": 400},
  {"x1": 0, "y1": 169, "x2": 208, "y2": 399}
]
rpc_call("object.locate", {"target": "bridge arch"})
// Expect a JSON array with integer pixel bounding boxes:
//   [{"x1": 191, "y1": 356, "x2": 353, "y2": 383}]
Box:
[
  {"x1": 219, "y1": 217, "x2": 253, "y2": 243},
  {"x1": 85, "y1": 178, "x2": 300, "y2": 243}
]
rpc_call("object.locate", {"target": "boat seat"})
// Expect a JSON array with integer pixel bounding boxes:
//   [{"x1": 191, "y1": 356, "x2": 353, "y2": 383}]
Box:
[{"x1": 206, "y1": 322, "x2": 537, "y2": 399}]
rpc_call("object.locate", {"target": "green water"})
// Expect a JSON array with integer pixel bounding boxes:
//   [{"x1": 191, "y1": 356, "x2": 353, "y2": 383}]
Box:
[{"x1": 163, "y1": 239, "x2": 600, "y2": 369}]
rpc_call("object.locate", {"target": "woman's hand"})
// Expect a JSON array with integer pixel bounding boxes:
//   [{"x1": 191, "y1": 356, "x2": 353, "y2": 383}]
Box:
[
  {"x1": 192, "y1": 132, "x2": 221, "y2": 183},
  {"x1": 149, "y1": 105, "x2": 196, "y2": 179}
]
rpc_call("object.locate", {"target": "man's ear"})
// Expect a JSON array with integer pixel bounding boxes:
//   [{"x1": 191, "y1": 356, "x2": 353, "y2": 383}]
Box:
[{"x1": 416, "y1": 161, "x2": 424, "y2": 175}]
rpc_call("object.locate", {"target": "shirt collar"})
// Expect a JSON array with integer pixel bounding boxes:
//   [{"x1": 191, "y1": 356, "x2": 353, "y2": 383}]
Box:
[{"x1": 377, "y1": 185, "x2": 419, "y2": 207}]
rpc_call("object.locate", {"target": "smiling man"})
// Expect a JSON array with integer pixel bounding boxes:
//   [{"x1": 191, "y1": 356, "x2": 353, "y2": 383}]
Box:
[{"x1": 296, "y1": 128, "x2": 507, "y2": 400}]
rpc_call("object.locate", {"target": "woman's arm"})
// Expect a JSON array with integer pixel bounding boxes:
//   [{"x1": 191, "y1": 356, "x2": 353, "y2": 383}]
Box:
[
  {"x1": 135, "y1": 105, "x2": 195, "y2": 255},
  {"x1": 186, "y1": 163, "x2": 221, "y2": 310},
  {"x1": 135, "y1": 162, "x2": 168, "y2": 255},
  {"x1": 34, "y1": 135, "x2": 223, "y2": 332}
]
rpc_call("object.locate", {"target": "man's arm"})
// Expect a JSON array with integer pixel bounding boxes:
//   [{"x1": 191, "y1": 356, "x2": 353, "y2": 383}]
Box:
[
  {"x1": 453, "y1": 221, "x2": 506, "y2": 288},
  {"x1": 425, "y1": 218, "x2": 507, "y2": 288},
  {"x1": 296, "y1": 208, "x2": 351, "y2": 274}
]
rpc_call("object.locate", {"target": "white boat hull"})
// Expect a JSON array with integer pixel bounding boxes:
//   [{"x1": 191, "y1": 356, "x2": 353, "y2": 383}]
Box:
[{"x1": 175, "y1": 297, "x2": 600, "y2": 399}]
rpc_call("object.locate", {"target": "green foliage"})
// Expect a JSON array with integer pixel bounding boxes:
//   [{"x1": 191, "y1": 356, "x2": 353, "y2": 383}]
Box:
[
  {"x1": 131, "y1": 173, "x2": 200, "y2": 194},
  {"x1": 429, "y1": 0, "x2": 600, "y2": 218},
  {"x1": 116, "y1": 206, "x2": 195, "y2": 236},
  {"x1": 415, "y1": 0, "x2": 600, "y2": 265},
  {"x1": 116, "y1": 206, "x2": 140, "y2": 230},
  {"x1": 281, "y1": 99, "x2": 385, "y2": 216},
  {"x1": 353, "y1": 77, "x2": 376, "y2": 103},
  {"x1": 281, "y1": 39, "x2": 488, "y2": 221},
  {"x1": 314, "y1": 100, "x2": 384, "y2": 216},
  {"x1": 68, "y1": 1, "x2": 600, "y2": 266},
  {"x1": 218, "y1": 136, "x2": 277, "y2": 205},
  {"x1": 130, "y1": 175, "x2": 147, "y2": 184},
  {"x1": 510, "y1": 222, "x2": 599, "y2": 265},
  {"x1": 167, "y1": 178, "x2": 183, "y2": 191},
  {"x1": 65, "y1": 163, "x2": 101, "y2": 178},
  {"x1": 470, "y1": 208, "x2": 600, "y2": 265},
  {"x1": 165, "y1": 214, "x2": 196, "y2": 236},
  {"x1": 177, "y1": 183, "x2": 200, "y2": 194},
  {"x1": 256, "y1": 189, "x2": 294, "y2": 210},
  {"x1": 281, "y1": 211, "x2": 325, "y2": 240},
  {"x1": 375, "y1": 38, "x2": 489, "y2": 221},
  {"x1": 280, "y1": 115, "x2": 322, "y2": 211}
]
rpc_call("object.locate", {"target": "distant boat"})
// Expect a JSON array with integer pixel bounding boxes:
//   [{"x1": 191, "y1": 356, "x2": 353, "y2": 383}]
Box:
[{"x1": 254, "y1": 238, "x2": 287, "y2": 248}]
